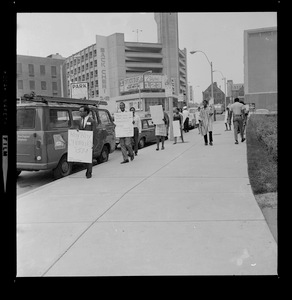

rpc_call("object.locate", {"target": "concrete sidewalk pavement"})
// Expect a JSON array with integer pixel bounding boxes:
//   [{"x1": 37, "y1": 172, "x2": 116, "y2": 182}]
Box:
[{"x1": 17, "y1": 120, "x2": 277, "y2": 276}]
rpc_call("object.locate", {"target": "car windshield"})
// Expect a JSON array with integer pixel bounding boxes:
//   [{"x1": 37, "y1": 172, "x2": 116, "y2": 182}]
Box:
[{"x1": 17, "y1": 108, "x2": 36, "y2": 130}]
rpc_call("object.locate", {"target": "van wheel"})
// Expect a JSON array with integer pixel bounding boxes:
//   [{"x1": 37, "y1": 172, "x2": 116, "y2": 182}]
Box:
[
  {"x1": 98, "y1": 145, "x2": 109, "y2": 163},
  {"x1": 53, "y1": 155, "x2": 72, "y2": 179},
  {"x1": 138, "y1": 138, "x2": 145, "y2": 149}
]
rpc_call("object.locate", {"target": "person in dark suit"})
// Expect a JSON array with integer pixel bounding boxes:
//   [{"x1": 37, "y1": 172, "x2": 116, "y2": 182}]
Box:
[{"x1": 78, "y1": 105, "x2": 96, "y2": 178}]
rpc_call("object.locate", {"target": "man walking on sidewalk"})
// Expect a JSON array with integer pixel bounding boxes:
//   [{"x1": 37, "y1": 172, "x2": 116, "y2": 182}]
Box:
[
  {"x1": 119, "y1": 102, "x2": 134, "y2": 164},
  {"x1": 199, "y1": 99, "x2": 214, "y2": 146},
  {"x1": 130, "y1": 106, "x2": 141, "y2": 156},
  {"x1": 229, "y1": 98, "x2": 246, "y2": 144},
  {"x1": 78, "y1": 105, "x2": 96, "y2": 178}
]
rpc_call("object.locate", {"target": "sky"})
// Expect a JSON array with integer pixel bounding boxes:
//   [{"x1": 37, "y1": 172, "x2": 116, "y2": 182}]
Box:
[{"x1": 17, "y1": 12, "x2": 277, "y2": 102}]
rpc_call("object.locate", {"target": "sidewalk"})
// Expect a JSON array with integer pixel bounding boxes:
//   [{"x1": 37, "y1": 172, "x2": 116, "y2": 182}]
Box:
[{"x1": 17, "y1": 120, "x2": 277, "y2": 276}]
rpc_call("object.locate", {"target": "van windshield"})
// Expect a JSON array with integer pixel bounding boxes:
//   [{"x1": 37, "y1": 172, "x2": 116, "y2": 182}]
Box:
[{"x1": 17, "y1": 108, "x2": 36, "y2": 130}]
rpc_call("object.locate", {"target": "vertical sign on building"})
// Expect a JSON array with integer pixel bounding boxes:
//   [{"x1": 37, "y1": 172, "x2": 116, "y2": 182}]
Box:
[{"x1": 96, "y1": 35, "x2": 110, "y2": 102}]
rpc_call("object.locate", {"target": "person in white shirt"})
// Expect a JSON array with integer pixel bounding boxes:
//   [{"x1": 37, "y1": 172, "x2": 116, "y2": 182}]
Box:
[
  {"x1": 229, "y1": 98, "x2": 245, "y2": 144},
  {"x1": 195, "y1": 107, "x2": 202, "y2": 134},
  {"x1": 130, "y1": 107, "x2": 142, "y2": 156}
]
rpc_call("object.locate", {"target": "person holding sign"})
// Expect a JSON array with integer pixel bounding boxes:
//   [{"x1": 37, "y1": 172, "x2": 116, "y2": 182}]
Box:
[
  {"x1": 130, "y1": 107, "x2": 141, "y2": 156},
  {"x1": 78, "y1": 105, "x2": 96, "y2": 178},
  {"x1": 153, "y1": 106, "x2": 169, "y2": 151},
  {"x1": 173, "y1": 107, "x2": 184, "y2": 144},
  {"x1": 117, "y1": 102, "x2": 134, "y2": 164}
]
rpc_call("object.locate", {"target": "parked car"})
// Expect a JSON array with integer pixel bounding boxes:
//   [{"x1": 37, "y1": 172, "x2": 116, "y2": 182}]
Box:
[
  {"x1": 254, "y1": 108, "x2": 270, "y2": 114},
  {"x1": 17, "y1": 95, "x2": 116, "y2": 179},
  {"x1": 115, "y1": 117, "x2": 156, "y2": 149}
]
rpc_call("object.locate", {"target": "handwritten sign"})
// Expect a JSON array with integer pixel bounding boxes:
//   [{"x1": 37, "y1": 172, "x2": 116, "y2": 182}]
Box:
[
  {"x1": 68, "y1": 130, "x2": 93, "y2": 163},
  {"x1": 150, "y1": 105, "x2": 164, "y2": 125},
  {"x1": 173, "y1": 120, "x2": 181, "y2": 137},
  {"x1": 114, "y1": 112, "x2": 133, "y2": 138}
]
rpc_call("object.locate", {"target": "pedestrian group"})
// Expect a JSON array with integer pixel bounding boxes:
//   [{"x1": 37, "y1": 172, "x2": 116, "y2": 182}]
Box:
[{"x1": 79, "y1": 98, "x2": 248, "y2": 178}]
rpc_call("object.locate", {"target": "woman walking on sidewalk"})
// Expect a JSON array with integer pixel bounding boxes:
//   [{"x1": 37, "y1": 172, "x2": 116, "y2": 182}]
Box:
[
  {"x1": 173, "y1": 107, "x2": 184, "y2": 144},
  {"x1": 199, "y1": 99, "x2": 214, "y2": 146}
]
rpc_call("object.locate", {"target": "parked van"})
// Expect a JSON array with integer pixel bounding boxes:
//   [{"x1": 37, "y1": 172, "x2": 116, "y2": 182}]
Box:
[{"x1": 17, "y1": 95, "x2": 116, "y2": 179}]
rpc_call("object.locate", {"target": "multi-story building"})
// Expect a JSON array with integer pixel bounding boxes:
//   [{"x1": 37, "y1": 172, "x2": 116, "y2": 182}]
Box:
[
  {"x1": 17, "y1": 53, "x2": 66, "y2": 99},
  {"x1": 64, "y1": 12, "x2": 188, "y2": 114},
  {"x1": 227, "y1": 80, "x2": 244, "y2": 104},
  {"x1": 202, "y1": 82, "x2": 225, "y2": 105},
  {"x1": 244, "y1": 27, "x2": 277, "y2": 111}
]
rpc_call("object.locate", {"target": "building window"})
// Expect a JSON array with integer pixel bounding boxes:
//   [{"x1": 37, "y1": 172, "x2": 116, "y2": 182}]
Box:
[
  {"x1": 86, "y1": 63, "x2": 88, "y2": 70},
  {"x1": 94, "y1": 60, "x2": 97, "y2": 67},
  {"x1": 18, "y1": 80, "x2": 23, "y2": 89},
  {"x1": 52, "y1": 81, "x2": 58, "y2": 91},
  {"x1": 91, "y1": 90, "x2": 94, "y2": 97},
  {"x1": 95, "y1": 70, "x2": 98, "y2": 76},
  {"x1": 51, "y1": 66, "x2": 57, "y2": 78},
  {"x1": 85, "y1": 53, "x2": 88, "y2": 60},
  {"x1": 91, "y1": 81, "x2": 94, "y2": 88},
  {"x1": 29, "y1": 80, "x2": 35, "y2": 90},
  {"x1": 89, "y1": 52, "x2": 92, "y2": 58},
  {"x1": 95, "y1": 90, "x2": 99, "y2": 96},
  {"x1": 28, "y1": 64, "x2": 34, "y2": 77},
  {"x1": 41, "y1": 81, "x2": 47, "y2": 90},
  {"x1": 90, "y1": 61, "x2": 93, "y2": 68},
  {"x1": 82, "y1": 65, "x2": 84, "y2": 72},
  {"x1": 17, "y1": 63, "x2": 22, "y2": 75},
  {"x1": 95, "y1": 80, "x2": 98, "y2": 86},
  {"x1": 82, "y1": 75, "x2": 85, "y2": 81},
  {"x1": 90, "y1": 71, "x2": 93, "y2": 78},
  {"x1": 86, "y1": 73, "x2": 89, "y2": 80},
  {"x1": 40, "y1": 65, "x2": 46, "y2": 75},
  {"x1": 94, "y1": 50, "x2": 97, "y2": 56}
]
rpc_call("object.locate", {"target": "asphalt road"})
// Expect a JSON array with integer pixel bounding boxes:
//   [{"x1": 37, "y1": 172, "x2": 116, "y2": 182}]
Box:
[{"x1": 17, "y1": 149, "x2": 121, "y2": 196}]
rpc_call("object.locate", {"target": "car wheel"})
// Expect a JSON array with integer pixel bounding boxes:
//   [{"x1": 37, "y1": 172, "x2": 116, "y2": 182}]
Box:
[
  {"x1": 98, "y1": 145, "x2": 109, "y2": 163},
  {"x1": 53, "y1": 154, "x2": 72, "y2": 179},
  {"x1": 138, "y1": 138, "x2": 145, "y2": 149}
]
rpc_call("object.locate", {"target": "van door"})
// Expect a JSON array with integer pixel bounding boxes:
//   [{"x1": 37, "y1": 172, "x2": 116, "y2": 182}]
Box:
[
  {"x1": 17, "y1": 107, "x2": 37, "y2": 165},
  {"x1": 96, "y1": 109, "x2": 116, "y2": 153},
  {"x1": 46, "y1": 108, "x2": 70, "y2": 169}
]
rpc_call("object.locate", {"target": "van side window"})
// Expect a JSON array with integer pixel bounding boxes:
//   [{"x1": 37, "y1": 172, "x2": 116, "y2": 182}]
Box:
[
  {"x1": 97, "y1": 110, "x2": 111, "y2": 125},
  {"x1": 17, "y1": 109, "x2": 35, "y2": 130},
  {"x1": 72, "y1": 109, "x2": 96, "y2": 128},
  {"x1": 49, "y1": 109, "x2": 70, "y2": 128},
  {"x1": 142, "y1": 120, "x2": 148, "y2": 129}
]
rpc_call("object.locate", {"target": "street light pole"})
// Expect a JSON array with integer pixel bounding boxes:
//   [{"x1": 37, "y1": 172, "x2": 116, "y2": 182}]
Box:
[
  {"x1": 213, "y1": 69, "x2": 227, "y2": 110},
  {"x1": 138, "y1": 70, "x2": 152, "y2": 109},
  {"x1": 190, "y1": 50, "x2": 214, "y2": 102},
  {"x1": 190, "y1": 50, "x2": 215, "y2": 120}
]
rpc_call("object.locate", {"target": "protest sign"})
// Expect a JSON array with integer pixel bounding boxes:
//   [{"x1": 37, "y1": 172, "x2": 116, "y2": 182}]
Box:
[
  {"x1": 173, "y1": 120, "x2": 181, "y2": 137},
  {"x1": 150, "y1": 105, "x2": 164, "y2": 124},
  {"x1": 68, "y1": 129, "x2": 93, "y2": 163},
  {"x1": 114, "y1": 112, "x2": 133, "y2": 138}
]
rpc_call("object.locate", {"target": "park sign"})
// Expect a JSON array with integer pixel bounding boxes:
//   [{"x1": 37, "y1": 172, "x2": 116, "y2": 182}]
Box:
[{"x1": 71, "y1": 82, "x2": 89, "y2": 99}]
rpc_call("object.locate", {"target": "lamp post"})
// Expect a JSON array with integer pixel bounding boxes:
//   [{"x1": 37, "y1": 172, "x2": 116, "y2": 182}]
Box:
[
  {"x1": 213, "y1": 69, "x2": 227, "y2": 111},
  {"x1": 190, "y1": 50, "x2": 214, "y2": 104}
]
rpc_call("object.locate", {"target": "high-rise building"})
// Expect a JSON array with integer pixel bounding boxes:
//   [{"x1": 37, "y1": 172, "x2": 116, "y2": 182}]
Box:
[
  {"x1": 64, "y1": 13, "x2": 188, "y2": 114},
  {"x1": 244, "y1": 27, "x2": 277, "y2": 111}
]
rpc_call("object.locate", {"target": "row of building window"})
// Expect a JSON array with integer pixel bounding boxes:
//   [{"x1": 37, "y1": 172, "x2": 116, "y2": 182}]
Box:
[
  {"x1": 17, "y1": 63, "x2": 58, "y2": 77},
  {"x1": 68, "y1": 64, "x2": 98, "y2": 75},
  {"x1": 18, "y1": 80, "x2": 58, "y2": 91},
  {"x1": 68, "y1": 73, "x2": 98, "y2": 84},
  {"x1": 67, "y1": 50, "x2": 97, "y2": 68}
]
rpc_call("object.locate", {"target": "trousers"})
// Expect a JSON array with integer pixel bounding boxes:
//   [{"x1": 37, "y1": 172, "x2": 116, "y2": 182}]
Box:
[
  {"x1": 120, "y1": 137, "x2": 133, "y2": 161},
  {"x1": 233, "y1": 116, "x2": 244, "y2": 141}
]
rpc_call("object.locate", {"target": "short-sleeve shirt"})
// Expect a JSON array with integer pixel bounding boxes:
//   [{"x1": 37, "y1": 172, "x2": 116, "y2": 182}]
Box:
[{"x1": 230, "y1": 102, "x2": 244, "y2": 115}]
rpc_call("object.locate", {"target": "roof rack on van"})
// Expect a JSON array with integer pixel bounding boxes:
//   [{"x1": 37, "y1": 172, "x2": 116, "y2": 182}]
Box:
[{"x1": 20, "y1": 93, "x2": 108, "y2": 107}]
